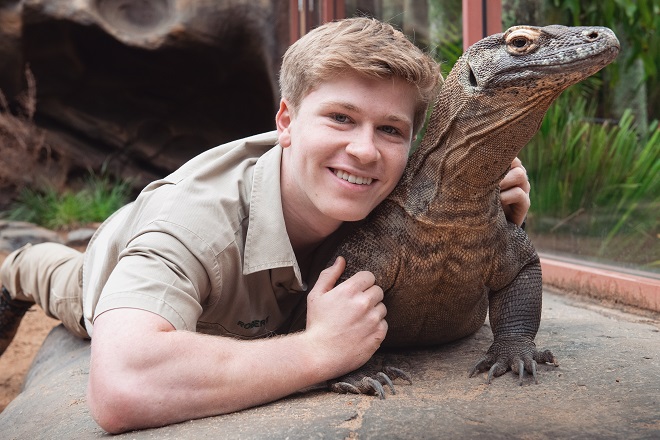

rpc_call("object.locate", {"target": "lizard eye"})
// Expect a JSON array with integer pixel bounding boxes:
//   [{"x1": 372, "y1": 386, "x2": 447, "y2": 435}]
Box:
[
  {"x1": 504, "y1": 28, "x2": 539, "y2": 55},
  {"x1": 511, "y1": 37, "x2": 528, "y2": 48}
]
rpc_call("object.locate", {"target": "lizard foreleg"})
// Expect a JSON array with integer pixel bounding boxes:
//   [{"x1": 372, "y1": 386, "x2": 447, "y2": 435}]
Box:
[{"x1": 469, "y1": 261, "x2": 558, "y2": 384}]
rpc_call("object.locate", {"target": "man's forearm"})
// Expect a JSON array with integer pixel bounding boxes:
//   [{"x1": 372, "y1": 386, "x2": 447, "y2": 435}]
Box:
[
  {"x1": 88, "y1": 260, "x2": 386, "y2": 433},
  {"x1": 87, "y1": 310, "x2": 334, "y2": 433}
]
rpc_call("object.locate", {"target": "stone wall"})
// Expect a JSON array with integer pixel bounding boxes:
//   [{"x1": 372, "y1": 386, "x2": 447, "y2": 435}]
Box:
[{"x1": 0, "y1": 0, "x2": 289, "y2": 192}]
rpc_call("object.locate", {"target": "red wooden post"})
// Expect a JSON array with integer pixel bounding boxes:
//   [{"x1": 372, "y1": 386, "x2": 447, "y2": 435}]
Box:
[
  {"x1": 289, "y1": 0, "x2": 301, "y2": 44},
  {"x1": 462, "y1": 0, "x2": 502, "y2": 50},
  {"x1": 321, "y1": 0, "x2": 345, "y2": 23},
  {"x1": 290, "y1": 0, "x2": 346, "y2": 44}
]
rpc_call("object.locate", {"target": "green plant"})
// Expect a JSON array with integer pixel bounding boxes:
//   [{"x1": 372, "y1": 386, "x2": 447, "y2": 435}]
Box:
[
  {"x1": 520, "y1": 90, "x2": 659, "y2": 270},
  {"x1": 3, "y1": 171, "x2": 132, "y2": 230},
  {"x1": 546, "y1": 0, "x2": 659, "y2": 123}
]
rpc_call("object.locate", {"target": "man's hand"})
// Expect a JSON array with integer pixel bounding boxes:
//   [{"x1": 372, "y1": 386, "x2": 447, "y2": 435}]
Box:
[
  {"x1": 304, "y1": 256, "x2": 387, "y2": 374},
  {"x1": 500, "y1": 157, "x2": 530, "y2": 227}
]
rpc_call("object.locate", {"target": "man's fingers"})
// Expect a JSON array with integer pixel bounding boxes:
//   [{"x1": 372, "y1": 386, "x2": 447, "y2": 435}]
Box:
[
  {"x1": 500, "y1": 165, "x2": 529, "y2": 192},
  {"x1": 374, "y1": 301, "x2": 387, "y2": 320},
  {"x1": 315, "y1": 256, "x2": 346, "y2": 293},
  {"x1": 316, "y1": 258, "x2": 378, "y2": 296},
  {"x1": 500, "y1": 186, "x2": 527, "y2": 206},
  {"x1": 341, "y1": 270, "x2": 377, "y2": 294},
  {"x1": 365, "y1": 284, "x2": 385, "y2": 305}
]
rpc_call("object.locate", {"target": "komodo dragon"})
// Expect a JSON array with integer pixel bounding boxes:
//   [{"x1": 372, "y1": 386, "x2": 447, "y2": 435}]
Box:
[{"x1": 327, "y1": 24, "x2": 620, "y2": 397}]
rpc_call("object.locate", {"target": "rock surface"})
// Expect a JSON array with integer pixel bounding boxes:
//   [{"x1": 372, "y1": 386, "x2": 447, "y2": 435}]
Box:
[
  {"x1": 0, "y1": 220, "x2": 60, "y2": 252},
  {"x1": 0, "y1": 220, "x2": 95, "y2": 254},
  {"x1": 0, "y1": 291, "x2": 658, "y2": 439}
]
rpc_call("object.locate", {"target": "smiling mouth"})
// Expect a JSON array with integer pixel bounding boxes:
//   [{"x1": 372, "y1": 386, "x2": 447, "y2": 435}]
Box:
[{"x1": 333, "y1": 169, "x2": 374, "y2": 185}]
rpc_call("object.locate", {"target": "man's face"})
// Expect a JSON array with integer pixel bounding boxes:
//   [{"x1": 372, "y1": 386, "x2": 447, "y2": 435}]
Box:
[{"x1": 277, "y1": 72, "x2": 417, "y2": 232}]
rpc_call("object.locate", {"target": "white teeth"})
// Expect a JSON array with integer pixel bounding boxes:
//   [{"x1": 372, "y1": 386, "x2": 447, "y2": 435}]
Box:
[{"x1": 334, "y1": 169, "x2": 373, "y2": 185}]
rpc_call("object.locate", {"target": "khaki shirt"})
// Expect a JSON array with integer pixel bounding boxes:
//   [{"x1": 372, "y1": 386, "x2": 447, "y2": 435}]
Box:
[{"x1": 82, "y1": 131, "x2": 335, "y2": 338}]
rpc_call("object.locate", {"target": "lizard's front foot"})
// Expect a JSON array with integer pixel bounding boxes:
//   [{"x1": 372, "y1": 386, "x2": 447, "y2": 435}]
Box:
[
  {"x1": 328, "y1": 360, "x2": 412, "y2": 399},
  {"x1": 469, "y1": 336, "x2": 558, "y2": 385}
]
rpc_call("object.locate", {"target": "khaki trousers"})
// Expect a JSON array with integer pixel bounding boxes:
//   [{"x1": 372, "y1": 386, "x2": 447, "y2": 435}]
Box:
[{"x1": 0, "y1": 242, "x2": 88, "y2": 338}]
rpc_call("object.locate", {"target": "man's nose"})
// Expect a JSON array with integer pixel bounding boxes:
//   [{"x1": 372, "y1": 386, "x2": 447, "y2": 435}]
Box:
[{"x1": 346, "y1": 128, "x2": 380, "y2": 164}]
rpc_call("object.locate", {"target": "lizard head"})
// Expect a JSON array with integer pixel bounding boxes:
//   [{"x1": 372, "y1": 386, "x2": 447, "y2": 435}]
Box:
[
  {"x1": 428, "y1": 25, "x2": 620, "y2": 190},
  {"x1": 405, "y1": 25, "x2": 620, "y2": 201},
  {"x1": 462, "y1": 24, "x2": 620, "y2": 99}
]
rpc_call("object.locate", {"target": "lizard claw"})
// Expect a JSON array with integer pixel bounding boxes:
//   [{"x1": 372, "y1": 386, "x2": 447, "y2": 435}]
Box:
[
  {"x1": 469, "y1": 337, "x2": 557, "y2": 385},
  {"x1": 375, "y1": 372, "x2": 395, "y2": 395},
  {"x1": 328, "y1": 362, "x2": 412, "y2": 398},
  {"x1": 486, "y1": 361, "x2": 508, "y2": 384},
  {"x1": 511, "y1": 358, "x2": 537, "y2": 385},
  {"x1": 382, "y1": 366, "x2": 413, "y2": 387},
  {"x1": 330, "y1": 376, "x2": 387, "y2": 399},
  {"x1": 468, "y1": 356, "x2": 492, "y2": 378}
]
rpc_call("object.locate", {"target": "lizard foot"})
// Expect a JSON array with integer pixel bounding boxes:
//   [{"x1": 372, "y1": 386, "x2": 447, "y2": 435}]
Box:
[
  {"x1": 468, "y1": 336, "x2": 558, "y2": 385},
  {"x1": 328, "y1": 362, "x2": 412, "y2": 399}
]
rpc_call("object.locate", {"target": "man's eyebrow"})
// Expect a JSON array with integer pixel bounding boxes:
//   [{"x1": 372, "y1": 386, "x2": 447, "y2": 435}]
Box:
[
  {"x1": 323, "y1": 100, "x2": 360, "y2": 112},
  {"x1": 322, "y1": 101, "x2": 412, "y2": 125}
]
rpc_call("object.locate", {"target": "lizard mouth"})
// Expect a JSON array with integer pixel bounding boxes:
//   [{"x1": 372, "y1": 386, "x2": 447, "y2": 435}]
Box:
[{"x1": 333, "y1": 169, "x2": 374, "y2": 185}]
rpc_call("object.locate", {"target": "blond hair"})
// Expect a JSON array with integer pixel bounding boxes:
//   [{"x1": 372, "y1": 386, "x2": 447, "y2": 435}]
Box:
[{"x1": 279, "y1": 17, "x2": 441, "y2": 135}]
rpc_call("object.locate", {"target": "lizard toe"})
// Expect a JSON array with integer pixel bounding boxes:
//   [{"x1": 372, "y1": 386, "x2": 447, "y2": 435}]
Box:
[
  {"x1": 330, "y1": 377, "x2": 385, "y2": 398},
  {"x1": 328, "y1": 360, "x2": 411, "y2": 399},
  {"x1": 382, "y1": 366, "x2": 412, "y2": 384},
  {"x1": 511, "y1": 358, "x2": 525, "y2": 385},
  {"x1": 535, "y1": 349, "x2": 558, "y2": 366},
  {"x1": 375, "y1": 372, "x2": 395, "y2": 395},
  {"x1": 361, "y1": 377, "x2": 386, "y2": 399},
  {"x1": 486, "y1": 361, "x2": 508, "y2": 384},
  {"x1": 329, "y1": 381, "x2": 362, "y2": 395},
  {"x1": 529, "y1": 359, "x2": 538, "y2": 384},
  {"x1": 468, "y1": 354, "x2": 495, "y2": 378}
]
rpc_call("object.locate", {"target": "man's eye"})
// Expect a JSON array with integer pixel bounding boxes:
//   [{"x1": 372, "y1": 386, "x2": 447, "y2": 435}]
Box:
[
  {"x1": 380, "y1": 125, "x2": 401, "y2": 136},
  {"x1": 331, "y1": 113, "x2": 350, "y2": 123}
]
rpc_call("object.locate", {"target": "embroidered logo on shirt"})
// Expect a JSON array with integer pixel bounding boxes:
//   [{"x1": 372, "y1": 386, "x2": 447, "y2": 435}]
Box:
[{"x1": 237, "y1": 316, "x2": 269, "y2": 329}]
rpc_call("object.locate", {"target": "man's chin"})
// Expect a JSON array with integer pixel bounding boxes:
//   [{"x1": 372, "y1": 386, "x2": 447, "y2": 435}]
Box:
[
  {"x1": 331, "y1": 208, "x2": 372, "y2": 223},
  {"x1": 319, "y1": 197, "x2": 381, "y2": 223}
]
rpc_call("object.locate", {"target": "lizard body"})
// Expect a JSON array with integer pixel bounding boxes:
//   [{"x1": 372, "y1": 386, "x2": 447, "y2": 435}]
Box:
[{"x1": 329, "y1": 25, "x2": 619, "y2": 394}]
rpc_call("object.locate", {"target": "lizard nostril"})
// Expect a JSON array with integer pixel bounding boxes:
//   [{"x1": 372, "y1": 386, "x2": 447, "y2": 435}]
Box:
[
  {"x1": 468, "y1": 66, "x2": 478, "y2": 87},
  {"x1": 585, "y1": 30, "x2": 599, "y2": 40}
]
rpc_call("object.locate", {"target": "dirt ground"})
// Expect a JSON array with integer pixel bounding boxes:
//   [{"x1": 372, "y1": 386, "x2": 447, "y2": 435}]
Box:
[{"x1": 0, "y1": 253, "x2": 59, "y2": 413}]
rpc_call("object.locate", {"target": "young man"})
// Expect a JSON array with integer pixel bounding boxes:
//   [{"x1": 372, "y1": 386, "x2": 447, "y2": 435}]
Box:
[{"x1": 0, "y1": 17, "x2": 530, "y2": 433}]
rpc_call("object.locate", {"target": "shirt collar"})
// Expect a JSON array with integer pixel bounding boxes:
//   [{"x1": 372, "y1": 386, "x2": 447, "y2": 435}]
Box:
[{"x1": 242, "y1": 139, "x2": 303, "y2": 286}]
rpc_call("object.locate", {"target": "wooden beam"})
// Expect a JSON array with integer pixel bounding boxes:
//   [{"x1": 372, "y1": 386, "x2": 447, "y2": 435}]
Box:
[
  {"x1": 462, "y1": 0, "x2": 502, "y2": 50},
  {"x1": 289, "y1": 0, "x2": 301, "y2": 44}
]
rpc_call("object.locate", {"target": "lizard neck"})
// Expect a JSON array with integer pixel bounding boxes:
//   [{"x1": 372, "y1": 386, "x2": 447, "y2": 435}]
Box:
[
  {"x1": 436, "y1": 65, "x2": 556, "y2": 190},
  {"x1": 389, "y1": 21, "x2": 619, "y2": 223},
  {"x1": 391, "y1": 61, "x2": 556, "y2": 222}
]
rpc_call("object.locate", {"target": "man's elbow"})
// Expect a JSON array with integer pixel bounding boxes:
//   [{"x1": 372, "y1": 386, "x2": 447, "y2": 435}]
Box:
[{"x1": 87, "y1": 373, "x2": 146, "y2": 434}]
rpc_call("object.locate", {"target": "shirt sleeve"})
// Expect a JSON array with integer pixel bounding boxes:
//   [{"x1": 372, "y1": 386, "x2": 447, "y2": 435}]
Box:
[{"x1": 94, "y1": 228, "x2": 213, "y2": 331}]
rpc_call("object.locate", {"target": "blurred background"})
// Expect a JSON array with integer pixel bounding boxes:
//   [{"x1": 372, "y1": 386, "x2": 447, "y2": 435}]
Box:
[{"x1": 0, "y1": 0, "x2": 657, "y2": 275}]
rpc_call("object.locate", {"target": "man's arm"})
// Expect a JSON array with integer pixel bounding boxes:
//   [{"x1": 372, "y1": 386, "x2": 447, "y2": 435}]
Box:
[
  {"x1": 87, "y1": 257, "x2": 386, "y2": 433},
  {"x1": 500, "y1": 157, "x2": 530, "y2": 226}
]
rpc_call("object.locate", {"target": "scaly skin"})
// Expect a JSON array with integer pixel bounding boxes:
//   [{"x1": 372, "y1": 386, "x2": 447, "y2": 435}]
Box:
[{"x1": 328, "y1": 25, "x2": 620, "y2": 397}]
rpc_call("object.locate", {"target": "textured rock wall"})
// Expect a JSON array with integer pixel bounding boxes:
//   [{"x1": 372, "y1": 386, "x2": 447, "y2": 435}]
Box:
[{"x1": 0, "y1": 0, "x2": 289, "y2": 190}]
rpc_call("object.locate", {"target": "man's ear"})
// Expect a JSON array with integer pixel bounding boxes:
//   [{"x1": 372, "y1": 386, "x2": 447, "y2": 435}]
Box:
[{"x1": 275, "y1": 99, "x2": 293, "y2": 148}]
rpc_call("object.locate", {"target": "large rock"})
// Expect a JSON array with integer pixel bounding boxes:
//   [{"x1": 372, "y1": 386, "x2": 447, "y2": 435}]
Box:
[
  {"x1": 1, "y1": 292, "x2": 659, "y2": 439},
  {"x1": 0, "y1": 0, "x2": 289, "y2": 189},
  {"x1": 0, "y1": 220, "x2": 62, "y2": 253}
]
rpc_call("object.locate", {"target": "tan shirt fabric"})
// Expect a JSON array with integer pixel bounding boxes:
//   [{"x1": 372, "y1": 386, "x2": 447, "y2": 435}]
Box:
[{"x1": 82, "y1": 131, "x2": 334, "y2": 339}]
